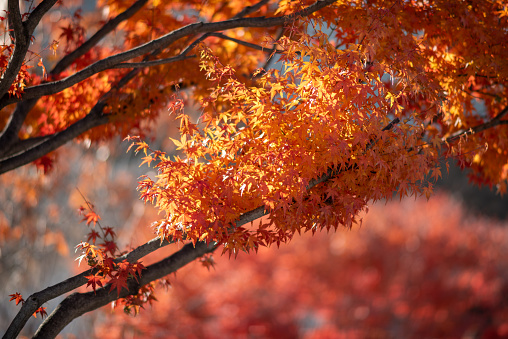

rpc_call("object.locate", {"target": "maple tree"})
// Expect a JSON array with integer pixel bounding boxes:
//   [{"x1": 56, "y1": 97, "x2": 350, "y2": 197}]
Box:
[{"x1": 1, "y1": 0, "x2": 508, "y2": 338}]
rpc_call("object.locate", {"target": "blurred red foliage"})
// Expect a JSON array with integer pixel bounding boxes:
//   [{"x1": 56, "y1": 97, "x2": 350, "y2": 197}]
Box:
[{"x1": 95, "y1": 194, "x2": 508, "y2": 338}]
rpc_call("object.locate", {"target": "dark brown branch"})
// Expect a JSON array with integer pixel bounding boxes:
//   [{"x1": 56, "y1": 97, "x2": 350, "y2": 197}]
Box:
[
  {"x1": 0, "y1": 0, "x2": 336, "y2": 110},
  {"x1": 208, "y1": 32, "x2": 281, "y2": 53},
  {"x1": 0, "y1": 0, "x2": 28, "y2": 98},
  {"x1": 445, "y1": 105, "x2": 508, "y2": 144},
  {"x1": 0, "y1": 101, "x2": 36, "y2": 157},
  {"x1": 50, "y1": 0, "x2": 149, "y2": 75},
  {"x1": 0, "y1": 135, "x2": 50, "y2": 159},
  {"x1": 32, "y1": 241, "x2": 218, "y2": 339},
  {"x1": 25, "y1": 0, "x2": 60, "y2": 35},
  {"x1": 0, "y1": 102, "x2": 109, "y2": 174},
  {"x1": 110, "y1": 54, "x2": 196, "y2": 69},
  {"x1": 2, "y1": 236, "x2": 175, "y2": 339}
]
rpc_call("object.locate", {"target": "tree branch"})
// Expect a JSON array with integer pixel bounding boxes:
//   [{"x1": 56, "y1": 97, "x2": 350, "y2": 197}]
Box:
[
  {"x1": 25, "y1": 0, "x2": 59, "y2": 35},
  {"x1": 232, "y1": 0, "x2": 270, "y2": 19},
  {"x1": 208, "y1": 32, "x2": 281, "y2": 53},
  {"x1": 1, "y1": 236, "x2": 175, "y2": 339},
  {"x1": 110, "y1": 54, "x2": 196, "y2": 69},
  {"x1": 50, "y1": 0, "x2": 149, "y2": 75},
  {"x1": 31, "y1": 241, "x2": 218, "y2": 339},
  {"x1": 0, "y1": 101, "x2": 109, "y2": 175},
  {"x1": 445, "y1": 105, "x2": 508, "y2": 144},
  {"x1": 0, "y1": 0, "x2": 28, "y2": 99},
  {"x1": 0, "y1": 0, "x2": 337, "y2": 110}
]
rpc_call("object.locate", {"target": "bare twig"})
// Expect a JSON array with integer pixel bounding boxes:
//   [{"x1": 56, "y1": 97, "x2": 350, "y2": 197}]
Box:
[
  {"x1": 208, "y1": 32, "x2": 281, "y2": 53},
  {"x1": 110, "y1": 54, "x2": 196, "y2": 68}
]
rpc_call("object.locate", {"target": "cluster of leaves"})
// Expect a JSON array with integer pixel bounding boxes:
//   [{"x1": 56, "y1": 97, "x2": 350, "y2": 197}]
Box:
[
  {"x1": 75, "y1": 202, "x2": 152, "y2": 314},
  {"x1": 96, "y1": 194, "x2": 508, "y2": 338},
  {"x1": 118, "y1": 0, "x2": 508, "y2": 257},
  {"x1": 132, "y1": 25, "x2": 434, "y2": 254},
  {"x1": 8, "y1": 293, "x2": 47, "y2": 320}
]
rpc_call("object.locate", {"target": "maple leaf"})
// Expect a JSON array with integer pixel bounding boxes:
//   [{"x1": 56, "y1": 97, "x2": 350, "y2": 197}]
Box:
[
  {"x1": 59, "y1": 24, "x2": 75, "y2": 44},
  {"x1": 82, "y1": 211, "x2": 101, "y2": 227},
  {"x1": 199, "y1": 255, "x2": 216, "y2": 271},
  {"x1": 87, "y1": 229, "x2": 101, "y2": 244},
  {"x1": 33, "y1": 307, "x2": 47, "y2": 319},
  {"x1": 101, "y1": 240, "x2": 117, "y2": 256},
  {"x1": 139, "y1": 154, "x2": 155, "y2": 167},
  {"x1": 38, "y1": 59, "x2": 47, "y2": 79},
  {"x1": 85, "y1": 273, "x2": 104, "y2": 293},
  {"x1": 9, "y1": 292, "x2": 24, "y2": 306},
  {"x1": 109, "y1": 276, "x2": 129, "y2": 296},
  {"x1": 103, "y1": 226, "x2": 116, "y2": 239}
]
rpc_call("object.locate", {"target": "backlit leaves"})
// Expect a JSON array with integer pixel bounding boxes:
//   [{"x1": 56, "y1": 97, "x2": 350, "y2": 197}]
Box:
[
  {"x1": 133, "y1": 25, "x2": 438, "y2": 254},
  {"x1": 121, "y1": 0, "x2": 508, "y2": 255}
]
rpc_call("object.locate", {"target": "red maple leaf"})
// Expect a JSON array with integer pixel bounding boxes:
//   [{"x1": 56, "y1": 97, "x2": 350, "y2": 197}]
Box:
[
  {"x1": 109, "y1": 276, "x2": 128, "y2": 296},
  {"x1": 85, "y1": 273, "x2": 104, "y2": 293},
  {"x1": 33, "y1": 307, "x2": 47, "y2": 319},
  {"x1": 9, "y1": 292, "x2": 24, "y2": 306}
]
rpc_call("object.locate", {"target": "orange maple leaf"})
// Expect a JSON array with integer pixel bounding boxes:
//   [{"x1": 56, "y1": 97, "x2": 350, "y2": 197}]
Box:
[{"x1": 9, "y1": 292, "x2": 24, "y2": 306}]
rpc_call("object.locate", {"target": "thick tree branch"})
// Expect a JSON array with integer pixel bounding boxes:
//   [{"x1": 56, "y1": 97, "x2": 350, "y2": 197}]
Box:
[
  {"x1": 0, "y1": 0, "x2": 336, "y2": 110},
  {"x1": 2, "y1": 236, "x2": 174, "y2": 339},
  {"x1": 0, "y1": 102, "x2": 109, "y2": 174},
  {"x1": 111, "y1": 54, "x2": 196, "y2": 69},
  {"x1": 0, "y1": 0, "x2": 27, "y2": 99},
  {"x1": 0, "y1": 101, "x2": 36, "y2": 157},
  {"x1": 32, "y1": 241, "x2": 218, "y2": 339}
]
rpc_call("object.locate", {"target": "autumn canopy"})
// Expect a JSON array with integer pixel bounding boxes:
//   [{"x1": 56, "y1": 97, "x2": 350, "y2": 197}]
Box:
[{"x1": 1, "y1": 0, "x2": 508, "y2": 338}]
